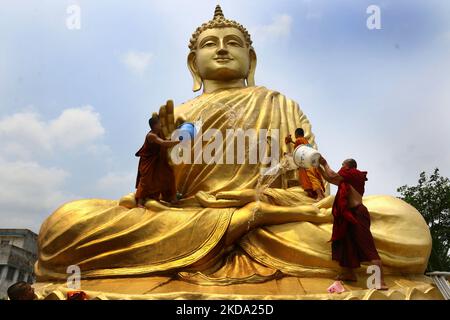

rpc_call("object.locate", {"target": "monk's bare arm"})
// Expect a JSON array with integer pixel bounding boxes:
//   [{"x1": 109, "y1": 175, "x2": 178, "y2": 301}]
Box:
[
  {"x1": 147, "y1": 133, "x2": 180, "y2": 147},
  {"x1": 318, "y1": 166, "x2": 339, "y2": 186},
  {"x1": 285, "y1": 134, "x2": 296, "y2": 146},
  {"x1": 318, "y1": 157, "x2": 343, "y2": 186}
]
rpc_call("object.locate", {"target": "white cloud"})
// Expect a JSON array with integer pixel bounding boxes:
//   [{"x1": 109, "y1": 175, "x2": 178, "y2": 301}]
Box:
[
  {"x1": 0, "y1": 112, "x2": 52, "y2": 158},
  {"x1": 251, "y1": 14, "x2": 293, "y2": 44},
  {"x1": 0, "y1": 106, "x2": 105, "y2": 160},
  {"x1": 0, "y1": 106, "x2": 106, "y2": 231},
  {"x1": 0, "y1": 157, "x2": 75, "y2": 232},
  {"x1": 95, "y1": 171, "x2": 135, "y2": 199},
  {"x1": 49, "y1": 106, "x2": 105, "y2": 148},
  {"x1": 122, "y1": 50, "x2": 153, "y2": 75}
]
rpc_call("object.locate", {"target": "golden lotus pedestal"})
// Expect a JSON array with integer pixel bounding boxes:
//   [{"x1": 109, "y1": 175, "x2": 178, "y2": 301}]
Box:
[{"x1": 33, "y1": 274, "x2": 443, "y2": 300}]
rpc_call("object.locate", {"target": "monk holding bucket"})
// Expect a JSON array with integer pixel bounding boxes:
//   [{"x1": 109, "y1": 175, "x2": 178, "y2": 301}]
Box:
[
  {"x1": 286, "y1": 128, "x2": 325, "y2": 200},
  {"x1": 318, "y1": 156, "x2": 388, "y2": 289}
]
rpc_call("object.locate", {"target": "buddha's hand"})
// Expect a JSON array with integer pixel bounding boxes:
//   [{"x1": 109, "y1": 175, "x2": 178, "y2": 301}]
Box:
[
  {"x1": 159, "y1": 100, "x2": 186, "y2": 139},
  {"x1": 216, "y1": 189, "x2": 258, "y2": 203},
  {"x1": 196, "y1": 191, "x2": 248, "y2": 208}
]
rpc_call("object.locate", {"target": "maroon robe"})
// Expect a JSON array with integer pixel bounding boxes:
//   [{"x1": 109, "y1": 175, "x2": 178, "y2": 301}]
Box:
[
  {"x1": 330, "y1": 167, "x2": 381, "y2": 268},
  {"x1": 135, "y1": 131, "x2": 176, "y2": 202}
]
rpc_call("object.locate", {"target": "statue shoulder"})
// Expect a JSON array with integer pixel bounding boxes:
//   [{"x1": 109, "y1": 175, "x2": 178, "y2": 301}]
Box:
[
  {"x1": 254, "y1": 86, "x2": 303, "y2": 115},
  {"x1": 172, "y1": 87, "x2": 304, "y2": 120},
  {"x1": 254, "y1": 86, "x2": 300, "y2": 106},
  {"x1": 174, "y1": 97, "x2": 198, "y2": 120}
]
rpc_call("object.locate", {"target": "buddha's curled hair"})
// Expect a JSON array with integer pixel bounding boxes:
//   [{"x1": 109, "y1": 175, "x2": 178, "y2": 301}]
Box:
[{"x1": 189, "y1": 5, "x2": 253, "y2": 51}]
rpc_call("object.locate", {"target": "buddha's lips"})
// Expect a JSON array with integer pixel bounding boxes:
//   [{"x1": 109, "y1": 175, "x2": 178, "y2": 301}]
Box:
[{"x1": 214, "y1": 57, "x2": 233, "y2": 63}]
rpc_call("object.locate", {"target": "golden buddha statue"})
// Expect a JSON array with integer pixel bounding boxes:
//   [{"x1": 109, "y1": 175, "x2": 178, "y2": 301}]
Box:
[{"x1": 35, "y1": 6, "x2": 435, "y2": 299}]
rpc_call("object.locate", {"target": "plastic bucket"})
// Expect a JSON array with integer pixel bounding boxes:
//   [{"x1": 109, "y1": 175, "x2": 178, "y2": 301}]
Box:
[
  {"x1": 176, "y1": 122, "x2": 196, "y2": 141},
  {"x1": 293, "y1": 145, "x2": 321, "y2": 168}
]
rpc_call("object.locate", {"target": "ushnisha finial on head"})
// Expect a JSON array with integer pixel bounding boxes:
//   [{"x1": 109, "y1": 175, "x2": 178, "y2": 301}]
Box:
[
  {"x1": 188, "y1": 4, "x2": 253, "y2": 51},
  {"x1": 213, "y1": 4, "x2": 224, "y2": 19}
]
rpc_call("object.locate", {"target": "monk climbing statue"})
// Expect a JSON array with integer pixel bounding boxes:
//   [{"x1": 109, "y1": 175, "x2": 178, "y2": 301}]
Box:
[{"x1": 135, "y1": 114, "x2": 180, "y2": 207}]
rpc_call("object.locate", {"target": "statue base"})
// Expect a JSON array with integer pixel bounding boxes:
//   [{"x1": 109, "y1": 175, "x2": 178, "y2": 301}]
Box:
[{"x1": 33, "y1": 274, "x2": 443, "y2": 300}]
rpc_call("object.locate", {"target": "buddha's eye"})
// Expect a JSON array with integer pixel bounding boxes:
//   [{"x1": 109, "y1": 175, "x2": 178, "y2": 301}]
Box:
[
  {"x1": 202, "y1": 41, "x2": 216, "y2": 48},
  {"x1": 228, "y1": 41, "x2": 242, "y2": 47}
]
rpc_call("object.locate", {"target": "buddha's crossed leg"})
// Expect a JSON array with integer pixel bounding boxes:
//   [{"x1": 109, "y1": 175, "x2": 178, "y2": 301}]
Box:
[
  {"x1": 188, "y1": 200, "x2": 332, "y2": 268},
  {"x1": 224, "y1": 201, "x2": 332, "y2": 246}
]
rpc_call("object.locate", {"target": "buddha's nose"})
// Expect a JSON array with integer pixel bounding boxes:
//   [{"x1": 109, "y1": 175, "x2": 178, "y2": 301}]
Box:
[
  {"x1": 217, "y1": 47, "x2": 228, "y2": 55},
  {"x1": 216, "y1": 41, "x2": 229, "y2": 55}
]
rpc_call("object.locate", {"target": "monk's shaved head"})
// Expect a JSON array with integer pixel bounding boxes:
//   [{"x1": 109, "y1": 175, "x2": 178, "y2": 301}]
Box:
[
  {"x1": 7, "y1": 281, "x2": 35, "y2": 300},
  {"x1": 343, "y1": 158, "x2": 357, "y2": 169},
  {"x1": 295, "y1": 128, "x2": 304, "y2": 137}
]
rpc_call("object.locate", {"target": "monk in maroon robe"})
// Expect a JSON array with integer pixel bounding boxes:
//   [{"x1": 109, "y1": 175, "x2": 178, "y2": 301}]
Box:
[
  {"x1": 318, "y1": 157, "x2": 388, "y2": 290},
  {"x1": 135, "y1": 116, "x2": 180, "y2": 208}
]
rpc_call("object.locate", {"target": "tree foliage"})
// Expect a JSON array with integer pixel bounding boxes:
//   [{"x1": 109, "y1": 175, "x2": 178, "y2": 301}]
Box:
[{"x1": 397, "y1": 168, "x2": 450, "y2": 272}]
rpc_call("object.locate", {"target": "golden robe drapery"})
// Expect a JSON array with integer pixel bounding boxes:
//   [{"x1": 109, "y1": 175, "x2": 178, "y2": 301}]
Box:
[{"x1": 35, "y1": 87, "x2": 431, "y2": 282}]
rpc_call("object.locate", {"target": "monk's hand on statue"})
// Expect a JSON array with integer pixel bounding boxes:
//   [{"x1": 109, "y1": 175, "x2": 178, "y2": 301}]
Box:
[
  {"x1": 159, "y1": 100, "x2": 176, "y2": 139},
  {"x1": 284, "y1": 134, "x2": 292, "y2": 144}
]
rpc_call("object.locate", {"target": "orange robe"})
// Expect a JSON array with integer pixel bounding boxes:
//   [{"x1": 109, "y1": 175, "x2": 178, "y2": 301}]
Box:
[
  {"x1": 294, "y1": 137, "x2": 325, "y2": 198},
  {"x1": 135, "y1": 132, "x2": 176, "y2": 202}
]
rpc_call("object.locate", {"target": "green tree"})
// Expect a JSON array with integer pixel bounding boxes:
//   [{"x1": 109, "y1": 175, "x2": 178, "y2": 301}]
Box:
[{"x1": 397, "y1": 168, "x2": 450, "y2": 272}]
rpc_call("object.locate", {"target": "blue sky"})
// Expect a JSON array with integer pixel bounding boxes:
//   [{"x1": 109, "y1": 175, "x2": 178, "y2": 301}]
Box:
[{"x1": 0, "y1": 0, "x2": 449, "y2": 232}]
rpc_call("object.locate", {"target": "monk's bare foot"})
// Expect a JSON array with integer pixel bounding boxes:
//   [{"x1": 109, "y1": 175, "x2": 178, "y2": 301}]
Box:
[
  {"x1": 315, "y1": 190, "x2": 325, "y2": 201},
  {"x1": 335, "y1": 274, "x2": 357, "y2": 282},
  {"x1": 376, "y1": 282, "x2": 388, "y2": 290},
  {"x1": 136, "y1": 198, "x2": 145, "y2": 208}
]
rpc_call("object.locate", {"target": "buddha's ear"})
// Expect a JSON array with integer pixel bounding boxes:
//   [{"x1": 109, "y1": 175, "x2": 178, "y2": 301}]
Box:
[
  {"x1": 187, "y1": 51, "x2": 202, "y2": 92},
  {"x1": 246, "y1": 48, "x2": 257, "y2": 87}
]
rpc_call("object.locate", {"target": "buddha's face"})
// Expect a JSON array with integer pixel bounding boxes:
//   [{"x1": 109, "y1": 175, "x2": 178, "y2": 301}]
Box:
[{"x1": 194, "y1": 27, "x2": 251, "y2": 81}]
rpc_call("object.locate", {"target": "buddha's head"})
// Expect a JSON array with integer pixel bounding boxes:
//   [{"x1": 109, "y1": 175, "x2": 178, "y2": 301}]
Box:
[{"x1": 188, "y1": 5, "x2": 257, "y2": 92}]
